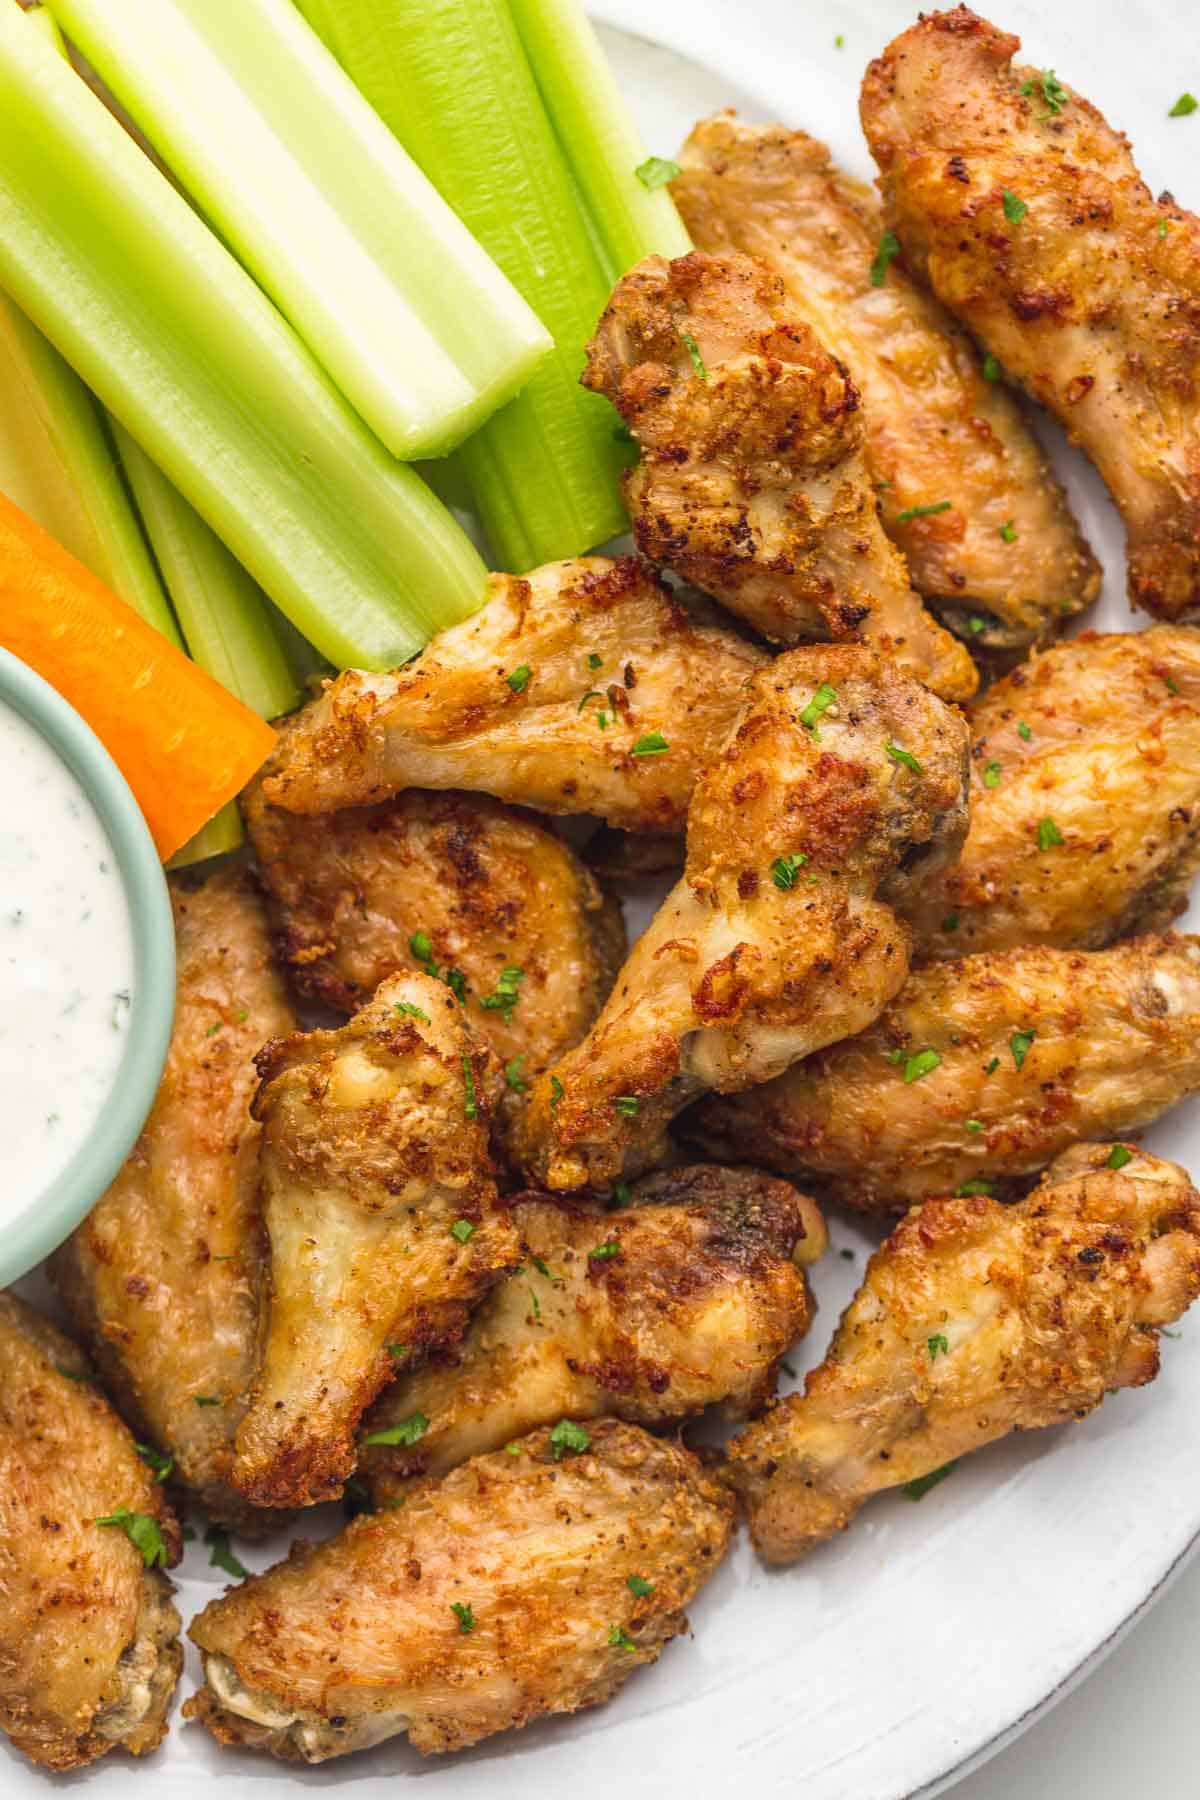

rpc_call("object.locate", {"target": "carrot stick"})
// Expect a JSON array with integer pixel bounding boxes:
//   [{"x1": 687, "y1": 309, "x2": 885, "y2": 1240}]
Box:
[{"x1": 0, "y1": 489, "x2": 275, "y2": 860}]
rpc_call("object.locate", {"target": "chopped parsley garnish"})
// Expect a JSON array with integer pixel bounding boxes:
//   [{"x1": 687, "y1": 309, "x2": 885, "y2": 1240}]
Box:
[
  {"x1": 612, "y1": 1181, "x2": 633, "y2": 1208},
  {"x1": 549, "y1": 1418, "x2": 591, "y2": 1460},
  {"x1": 1001, "y1": 189, "x2": 1027, "y2": 223},
  {"x1": 983, "y1": 1057, "x2": 1000, "y2": 1075},
  {"x1": 450, "y1": 1217, "x2": 476, "y2": 1243},
  {"x1": 505, "y1": 1441, "x2": 523, "y2": 1455},
  {"x1": 387, "y1": 1343, "x2": 410, "y2": 1361},
  {"x1": 834, "y1": 32, "x2": 845, "y2": 48},
  {"x1": 982, "y1": 352, "x2": 1003, "y2": 381},
  {"x1": 412, "y1": 929, "x2": 470, "y2": 1004},
  {"x1": 1010, "y1": 1028, "x2": 1036, "y2": 1070},
  {"x1": 680, "y1": 330, "x2": 708, "y2": 380},
  {"x1": 205, "y1": 1021, "x2": 223, "y2": 1037},
  {"x1": 394, "y1": 1001, "x2": 430, "y2": 1023},
  {"x1": 1159, "y1": 218, "x2": 1170, "y2": 240},
  {"x1": 480, "y1": 964, "x2": 524, "y2": 1024},
  {"x1": 1020, "y1": 68, "x2": 1068, "y2": 117},
  {"x1": 840, "y1": 1247, "x2": 855, "y2": 1261},
  {"x1": 904, "y1": 1461, "x2": 957, "y2": 1501},
  {"x1": 956, "y1": 1178, "x2": 995, "y2": 1197},
  {"x1": 614, "y1": 1095, "x2": 640, "y2": 1117},
  {"x1": 504, "y1": 1054, "x2": 528, "y2": 1094},
  {"x1": 635, "y1": 155, "x2": 681, "y2": 190},
  {"x1": 528, "y1": 1285, "x2": 542, "y2": 1321},
  {"x1": 901, "y1": 1048, "x2": 941, "y2": 1084},
  {"x1": 55, "y1": 1363, "x2": 89, "y2": 1382},
  {"x1": 1166, "y1": 675, "x2": 1179, "y2": 694},
  {"x1": 530, "y1": 1255, "x2": 556, "y2": 1280},
  {"x1": 771, "y1": 852, "x2": 809, "y2": 890},
  {"x1": 965, "y1": 1119, "x2": 984, "y2": 1135},
  {"x1": 886, "y1": 742, "x2": 925, "y2": 777},
  {"x1": 927, "y1": 1333, "x2": 950, "y2": 1361},
  {"x1": 506, "y1": 664, "x2": 532, "y2": 693},
  {"x1": 450, "y1": 1601, "x2": 476, "y2": 1633},
  {"x1": 135, "y1": 1443, "x2": 174, "y2": 1482},
  {"x1": 461, "y1": 1056, "x2": 479, "y2": 1121},
  {"x1": 589, "y1": 1240, "x2": 621, "y2": 1260},
  {"x1": 631, "y1": 731, "x2": 670, "y2": 756},
  {"x1": 608, "y1": 1624, "x2": 637, "y2": 1651},
  {"x1": 205, "y1": 1526, "x2": 248, "y2": 1580},
  {"x1": 194, "y1": 1394, "x2": 221, "y2": 1407},
  {"x1": 627, "y1": 1574, "x2": 655, "y2": 1597},
  {"x1": 362, "y1": 1412, "x2": 429, "y2": 1448},
  {"x1": 897, "y1": 499, "x2": 952, "y2": 523},
  {"x1": 445, "y1": 968, "x2": 468, "y2": 1004},
  {"x1": 1107, "y1": 1144, "x2": 1134, "y2": 1170},
  {"x1": 1169, "y1": 92, "x2": 1198, "y2": 117},
  {"x1": 550, "y1": 1075, "x2": 564, "y2": 1108},
  {"x1": 942, "y1": 913, "x2": 959, "y2": 932},
  {"x1": 869, "y1": 228, "x2": 902, "y2": 287},
  {"x1": 799, "y1": 681, "x2": 838, "y2": 735},
  {"x1": 968, "y1": 615, "x2": 987, "y2": 633},
  {"x1": 982, "y1": 760, "x2": 1002, "y2": 789},
  {"x1": 1017, "y1": 720, "x2": 1033, "y2": 741},
  {"x1": 588, "y1": 652, "x2": 603, "y2": 669},
  {"x1": 1036, "y1": 817, "x2": 1063, "y2": 850},
  {"x1": 95, "y1": 1509, "x2": 167, "y2": 1567},
  {"x1": 999, "y1": 520, "x2": 1018, "y2": 543},
  {"x1": 578, "y1": 688, "x2": 603, "y2": 712}
]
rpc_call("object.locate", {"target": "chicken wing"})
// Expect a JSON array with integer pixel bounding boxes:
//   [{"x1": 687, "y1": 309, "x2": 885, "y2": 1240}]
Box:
[
  {"x1": 583, "y1": 250, "x2": 978, "y2": 700},
  {"x1": 726, "y1": 1143, "x2": 1200, "y2": 1564},
  {"x1": 231, "y1": 973, "x2": 518, "y2": 1510},
  {"x1": 0, "y1": 1292, "x2": 181, "y2": 1770},
  {"x1": 900, "y1": 626, "x2": 1200, "y2": 958},
  {"x1": 514, "y1": 644, "x2": 970, "y2": 1191},
  {"x1": 687, "y1": 935, "x2": 1200, "y2": 1213},
  {"x1": 361, "y1": 1165, "x2": 826, "y2": 1504},
  {"x1": 189, "y1": 1420, "x2": 731, "y2": 1761},
  {"x1": 861, "y1": 6, "x2": 1200, "y2": 620},
  {"x1": 672, "y1": 114, "x2": 1099, "y2": 651},
  {"x1": 49, "y1": 870, "x2": 293, "y2": 1534},
  {"x1": 260, "y1": 555, "x2": 766, "y2": 829}
]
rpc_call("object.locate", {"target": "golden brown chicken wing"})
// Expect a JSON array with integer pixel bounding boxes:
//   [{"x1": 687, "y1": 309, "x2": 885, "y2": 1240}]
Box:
[
  {"x1": 231, "y1": 973, "x2": 518, "y2": 1510},
  {"x1": 583, "y1": 250, "x2": 977, "y2": 700},
  {"x1": 514, "y1": 644, "x2": 969, "y2": 1191},
  {"x1": 260, "y1": 555, "x2": 766, "y2": 830},
  {"x1": 672, "y1": 114, "x2": 1099, "y2": 651},
  {"x1": 243, "y1": 783, "x2": 625, "y2": 1093},
  {"x1": 188, "y1": 1420, "x2": 733, "y2": 1761},
  {"x1": 727, "y1": 1143, "x2": 1200, "y2": 1564},
  {"x1": 361, "y1": 1165, "x2": 826, "y2": 1503},
  {"x1": 0, "y1": 1292, "x2": 182, "y2": 1770},
  {"x1": 861, "y1": 6, "x2": 1200, "y2": 619},
  {"x1": 900, "y1": 626, "x2": 1200, "y2": 958},
  {"x1": 687, "y1": 936, "x2": 1200, "y2": 1213},
  {"x1": 49, "y1": 870, "x2": 293, "y2": 1534}
]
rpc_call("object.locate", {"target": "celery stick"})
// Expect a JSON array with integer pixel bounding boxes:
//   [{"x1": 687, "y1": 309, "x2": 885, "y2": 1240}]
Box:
[
  {"x1": 507, "y1": 0, "x2": 692, "y2": 278},
  {"x1": 48, "y1": 0, "x2": 550, "y2": 460},
  {"x1": 169, "y1": 805, "x2": 244, "y2": 869},
  {"x1": 113, "y1": 425, "x2": 299, "y2": 721},
  {"x1": 0, "y1": 7, "x2": 487, "y2": 670},
  {"x1": 295, "y1": 0, "x2": 628, "y2": 571}
]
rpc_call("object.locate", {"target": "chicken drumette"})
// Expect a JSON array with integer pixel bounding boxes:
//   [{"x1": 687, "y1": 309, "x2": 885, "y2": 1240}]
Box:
[
  {"x1": 861, "y1": 6, "x2": 1200, "y2": 619},
  {"x1": 50, "y1": 869, "x2": 294, "y2": 1533},
  {"x1": 514, "y1": 644, "x2": 969, "y2": 1191},
  {"x1": 727, "y1": 1143, "x2": 1200, "y2": 1564},
  {"x1": 361, "y1": 1165, "x2": 826, "y2": 1503},
  {"x1": 231, "y1": 973, "x2": 518, "y2": 1510},
  {"x1": 688, "y1": 935, "x2": 1200, "y2": 1212},
  {"x1": 260, "y1": 555, "x2": 765, "y2": 830},
  {"x1": 0, "y1": 1293, "x2": 182, "y2": 1770},
  {"x1": 188, "y1": 1421, "x2": 733, "y2": 1762},
  {"x1": 672, "y1": 114, "x2": 1099, "y2": 652},
  {"x1": 899, "y1": 626, "x2": 1200, "y2": 958},
  {"x1": 583, "y1": 249, "x2": 978, "y2": 700}
]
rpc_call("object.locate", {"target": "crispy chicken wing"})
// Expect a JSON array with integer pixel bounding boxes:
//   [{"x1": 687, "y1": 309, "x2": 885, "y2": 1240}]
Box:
[
  {"x1": 260, "y1": 556, "x2": 765, "y2": 830},
  {"x1": 583, "y1": 250, "x2": 977, "y2": 700},
  {"x1": 861, "y1": 6, "x2": 1200, "y2": 619},
  {"x1": 514, "y1": 645, "x2": 969, "y2": 1191},
  {"x1": 727, "y1": 1143, "x2": 1200, "y2": 1564},
  {"x1": 231, "y1": 973, "x2": 518, "y2": 1510},
  {"x1": 0, "y1": 1293, "x2": 181, "y2": 1770},
  {"x1": 49, "y1": 870, "x2": 293, "y2": 1534},
  {"x1": 188, "y1": 1420, "x2": 733, "y2": 1761},
  {"x1": 361, "y1": 1165, "x2": 825, "y2": 1504},
  {"x1": 900, "y1": 626, "x2": 1200, "y2": 958},
  {"x1": 672, "y1": 114, "x2": 1099, "y2": 651},
  {"x1": 687, "y1": 936, "x2": 1200, "y2": 1213}
]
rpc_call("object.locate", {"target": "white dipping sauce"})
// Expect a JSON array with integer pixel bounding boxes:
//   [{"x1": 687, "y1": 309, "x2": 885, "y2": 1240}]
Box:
[{"x1": 0, "y1": 700, "x2": 135, "y2": 1211}]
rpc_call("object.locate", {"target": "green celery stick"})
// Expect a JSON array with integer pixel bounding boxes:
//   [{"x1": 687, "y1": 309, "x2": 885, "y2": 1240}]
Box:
[
  {"x1": 0, "y1": 7, "x2": 487, "y2": 670},
  {"x1": 48, "y1": 0, "x2": 550, "y2": 460}
]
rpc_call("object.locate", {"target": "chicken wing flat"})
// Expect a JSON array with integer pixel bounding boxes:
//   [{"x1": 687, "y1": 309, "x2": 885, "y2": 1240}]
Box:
[
  {"x1": 727, "y1": 1143, "x2": 1200, "y2": 1564},
  {"x1": 861, "y1": 6, "x2": 1200, "y2": 620},
  {"x1": 687, "y1": 936, "x2": 1200, "y2": 1213},
  {"x1": 361, "y1": 1165, "x2": 826, "y2": 1504},
  {"x1": 900, "y1": 626, "x2": 1200, "y2": 958},
  {"x1": 188, "y1": 1420, "x2": 733, "y2": 1761},
  {"x1": 49, "y1": 870, "x2": 293, "y2": 1534},
  {"x1": 0, "y1": 1292, "x2": 181, "y2": 1770},
  {"x1": 231, "y1": 973, "x2": 518, "y2": 1510},
  {"x1": 583, "y1": 249, "x2": 978, "y2": 701},
  {"x1": 260, "y1": 555, "x2": 766, "y2": 830},
  {"x1": 672, "y1": 115, "x2": 1099, "y2": 652},
  {"x1": 514, "y1": 645, "x2": 970, "y2": 1191}
]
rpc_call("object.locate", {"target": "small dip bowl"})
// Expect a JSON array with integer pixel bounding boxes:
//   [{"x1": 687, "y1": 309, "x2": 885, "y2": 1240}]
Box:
[{"x1": 0, "y1": 647, "x2": 174, "y2": 1285}]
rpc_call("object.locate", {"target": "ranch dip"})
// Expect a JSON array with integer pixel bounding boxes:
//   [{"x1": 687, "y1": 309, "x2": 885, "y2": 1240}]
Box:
[{"x1": 0, "y1": 699, "x2": 135, "y2": 1212}]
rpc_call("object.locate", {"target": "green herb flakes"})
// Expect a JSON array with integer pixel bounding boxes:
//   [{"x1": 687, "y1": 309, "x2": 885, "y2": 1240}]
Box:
[
  {"x1": 904, "y1": 1461, "x2": 958, "y2": 1501},
  {"x1": 549, "y1": 1418, "x2": 591, "y2": 1460},
  {"x1": 897, "y1": 499, "x2": 952, "y2": 523},
  {"x1": 506, "y1": 664, "x2": 531, "y2": 693},
  {"x1": 95, "y1": 1509, "x2": 167, "y2": 1568},
  {"x1": 635, "y1": 155, "x2": 681, "y2": 190},
  {"x1": 870, "y1": 229, "x2": 902, "y2": 287},
  {"x1": 362, "y1": 1412, "x2": 429, "y2": 1448}
]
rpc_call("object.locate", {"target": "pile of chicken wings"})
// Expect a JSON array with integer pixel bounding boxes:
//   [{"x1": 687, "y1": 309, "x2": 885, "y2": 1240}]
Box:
[{"x1": 6, "y1": 6, "x2": 1200, "y2": 1776}]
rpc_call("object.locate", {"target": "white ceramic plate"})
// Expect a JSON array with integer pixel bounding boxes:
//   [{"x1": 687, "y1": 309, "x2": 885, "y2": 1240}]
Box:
[{"x1": 8, "y1": 4, "x2": 1200, "y2": 1796}]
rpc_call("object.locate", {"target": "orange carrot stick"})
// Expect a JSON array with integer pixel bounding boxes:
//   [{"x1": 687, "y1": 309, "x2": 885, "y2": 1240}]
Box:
[{"x1": 0, "y1": 489, "x2": 275, "y2": 859}]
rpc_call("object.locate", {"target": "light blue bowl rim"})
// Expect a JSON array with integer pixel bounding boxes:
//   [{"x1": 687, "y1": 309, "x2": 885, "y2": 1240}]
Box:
[{"x1": 0, "y1": 645, "x2": 175, "y2": 1286}]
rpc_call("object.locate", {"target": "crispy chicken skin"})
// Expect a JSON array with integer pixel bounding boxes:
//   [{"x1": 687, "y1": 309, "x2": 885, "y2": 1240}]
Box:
[
  {"x1": 672, "y1": 115, "x2": 1099, "y2": 651},
  {"x1": 0, "y1": 1292, "x2": 182, "y2": 1770},
  {"x1": 514, "y1": 645, "x2": 969, "y2": 1191},
  {"x1": 861, "y1": 7, "x2": 1200, "y2": 620},
  {"x1": 49, "y1": 870, "x2": 293, "y2": 1534},
  {"x1": 187, "y1": 1420, "x2": 733, "y2": 1761},
  {"x1": 687, "y1": 936, "x2": 1200, "y2": 1213},
  {"x1": 260, "y1": 555, "x2": 766, "y2": 831},
  {"x1": 583, "y1": 250, "x2": 977, "y2": 701},
  {"x1": 727, "y1": 1143, "x2": 1200, "y2": 1564},
  {"x1": 900, "y1": 626, "x2": 1200, "y2": 958},
  {"x1": 243, "y1": 782, "x2": 625, "y2": 1086},
  {"x1": 231, "y1": 973, "x2": 518, "y2": 1510},
  {"x1": 362, "y1": 1166, "x2": 826, "y2": 1503}
]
